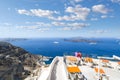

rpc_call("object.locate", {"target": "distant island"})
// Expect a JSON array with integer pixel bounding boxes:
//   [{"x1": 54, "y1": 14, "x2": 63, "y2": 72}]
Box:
[
  {"x1": 64, "y1": 37, "x2": 97, "y2": 43},
  {"x1": 0, "y1": 38, "x2": 28, "y2": 42}
]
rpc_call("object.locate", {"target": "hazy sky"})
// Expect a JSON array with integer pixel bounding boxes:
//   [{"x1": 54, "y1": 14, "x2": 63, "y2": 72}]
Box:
[{"x1": 0, "y1": 0, "x2": 120, "y2": 38}]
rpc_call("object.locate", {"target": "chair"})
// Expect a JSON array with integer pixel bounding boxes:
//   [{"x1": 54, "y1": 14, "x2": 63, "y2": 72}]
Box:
[
  {"x1": 67, "y1": 66, "x2": 87, "y2": 80},
  {"x1": 116, "y1": 62, "x2": 120, "y2": 70},
  {"x1": 66, "y1": 56, "x2": 78, "y2": 66},
  {"x1": 94, "y1": 68, "x2": 109, "y2": 80},
  {"x1": 102, "y1": 75, "x2": 109, "y2": 80},
  {"x1": 101, "y1": 59, "x2": 112, "y2": 68},
  {"x1": 84, "y1": 57, "x2": 97, "y2": 68}
]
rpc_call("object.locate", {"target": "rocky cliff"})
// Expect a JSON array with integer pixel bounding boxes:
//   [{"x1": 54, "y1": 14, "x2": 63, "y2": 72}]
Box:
[{"x1": 0, "y1": 41, "x2": 41, "y2": 80}]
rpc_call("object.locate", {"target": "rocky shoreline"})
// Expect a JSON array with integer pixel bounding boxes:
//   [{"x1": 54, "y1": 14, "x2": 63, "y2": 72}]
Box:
[{"x1": 0, "y1": 41, "x2": 49, "y2": 80}]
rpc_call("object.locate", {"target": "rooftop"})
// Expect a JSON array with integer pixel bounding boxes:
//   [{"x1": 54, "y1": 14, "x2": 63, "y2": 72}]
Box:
[{"x1": 37, "y1": 56, "x2": 120, "y2": 80}]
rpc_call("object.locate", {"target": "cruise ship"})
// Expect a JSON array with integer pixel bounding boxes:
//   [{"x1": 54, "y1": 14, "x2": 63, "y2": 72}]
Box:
[{"x1": 25, "y1": 55, "x2": 120, "y2": 80}]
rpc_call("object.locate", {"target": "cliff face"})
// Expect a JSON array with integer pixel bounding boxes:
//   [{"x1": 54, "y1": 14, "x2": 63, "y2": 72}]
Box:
[{"x1": 0, "y1": 42, "x2": 40, "y2": 80}]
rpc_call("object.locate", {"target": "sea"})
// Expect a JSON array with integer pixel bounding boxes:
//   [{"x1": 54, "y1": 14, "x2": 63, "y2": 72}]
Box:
[{"x1": 9, "y1": 38, "x2": 120, "y2": 59}]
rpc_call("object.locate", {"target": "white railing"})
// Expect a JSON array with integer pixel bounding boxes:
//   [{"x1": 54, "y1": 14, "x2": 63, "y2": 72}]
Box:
[
  {"x1": 113, "y1": 55, "x2": 120, "y2": 60},
  {"x1": 63, "y1": 56, "x2": 69, "y2": 78},
  {"x1": 47, "y1": 56, "x2": 59, "y2": 80}
]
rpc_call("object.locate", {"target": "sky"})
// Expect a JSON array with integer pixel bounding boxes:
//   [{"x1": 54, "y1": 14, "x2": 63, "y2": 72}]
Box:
[{"x1": 0, "y1": 0, "x2": 120, "y2": 38}]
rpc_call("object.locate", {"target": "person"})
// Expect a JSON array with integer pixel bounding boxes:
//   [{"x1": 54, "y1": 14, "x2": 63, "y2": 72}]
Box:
[
  {"x1": 76, "y1": 52, "x2": 82, "y2": 58},
  {"x1": 75, "y1": 52, "x2": 82, "y2": 66}
]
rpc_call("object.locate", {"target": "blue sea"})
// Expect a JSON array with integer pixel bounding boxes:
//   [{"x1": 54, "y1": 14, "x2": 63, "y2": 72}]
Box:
[{"x1": 10, "y1": 38, "x2": 120, "y2": 58}]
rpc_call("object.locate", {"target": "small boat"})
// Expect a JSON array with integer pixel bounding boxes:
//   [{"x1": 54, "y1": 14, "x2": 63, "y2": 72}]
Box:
[
  {"x1": 53, "y1": 41, "x2": 59, "y2": 44},
  {"x1": 89, "y1": 42, "x2": 97, "y2": 45}
]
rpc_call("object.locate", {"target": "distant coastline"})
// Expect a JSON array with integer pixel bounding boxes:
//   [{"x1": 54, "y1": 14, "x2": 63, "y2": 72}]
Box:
[
  {"x1": 64, "y1": 38, "x2": 97, "y2": 43},
  {"x1": 0, "y1": 38, "x2": 28, "y2": 42},
  {"x1": 2, "y1": 38, "x2": 120, "y2": 58}
]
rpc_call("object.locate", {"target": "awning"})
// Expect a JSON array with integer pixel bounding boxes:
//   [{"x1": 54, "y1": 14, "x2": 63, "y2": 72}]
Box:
[{"x1": 67, "y1": 66, "x2": 81, "y2": 73}]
